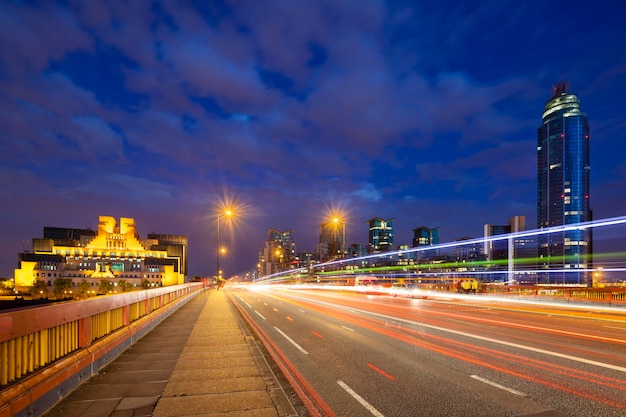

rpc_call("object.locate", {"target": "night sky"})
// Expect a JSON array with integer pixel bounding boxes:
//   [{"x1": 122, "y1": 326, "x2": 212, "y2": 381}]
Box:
[{"x1": 1, "y1": 0, "x2": 625, "y2": 279}]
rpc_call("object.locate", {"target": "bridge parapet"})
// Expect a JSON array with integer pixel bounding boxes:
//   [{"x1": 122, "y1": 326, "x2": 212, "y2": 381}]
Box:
[{"x1": 0, "y1": 283, "x2": 203, "y2": 417}]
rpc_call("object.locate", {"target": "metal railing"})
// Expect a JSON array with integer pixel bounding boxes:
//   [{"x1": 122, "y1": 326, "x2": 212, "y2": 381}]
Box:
[{"x1": 0, "y1": 283, "x2": 202, "y2": 387}]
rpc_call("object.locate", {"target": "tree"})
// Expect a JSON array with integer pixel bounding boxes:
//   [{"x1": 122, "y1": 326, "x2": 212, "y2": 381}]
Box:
[
  {"x1": 78, "y1": 279, "x2": 91, "y2": 297},
  {"x1": 99, "y1": 279, "x2": 114, "y2": 294},
  {"x1": 31, "y1": 280, "x2": 49, "y2": 298},
  {"x1": 117, "y1": 279, "x2": 133, "y2": 292},
  {"x1": 53, "y1": 278, "x2": 73, "y2": 299}
]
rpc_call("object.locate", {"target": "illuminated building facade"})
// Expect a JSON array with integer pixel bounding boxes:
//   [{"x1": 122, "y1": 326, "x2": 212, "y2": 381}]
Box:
[
  {"x1": 14, "y1": 216, "x2": 187, "y2": 293},
  {"x1": 366, "y1": 217, "x2": 393, "y2": 253},
  {"x1": 537, "y1": 83, "x2": 592, "y2": 284},
  {"x1": 412, "y1": 226, "x2": 440, "y2": 261},
  {"x1": 412, "y1": 226, "x2": 439, "y2": 247},
  {"x1": 259, "y1": 229, "x2": 296, "y2": 276}
]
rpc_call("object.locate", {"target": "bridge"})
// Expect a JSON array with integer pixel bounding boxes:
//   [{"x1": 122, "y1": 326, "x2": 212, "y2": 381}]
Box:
[{"x1": 2, "y1": 216, "x2": 626, "y2": 416}]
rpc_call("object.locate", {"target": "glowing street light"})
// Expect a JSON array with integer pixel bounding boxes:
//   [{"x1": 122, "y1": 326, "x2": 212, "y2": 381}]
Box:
[
  {"x1": 216, "y1": 208, "x2": 234, "y2": 287},
  {"x1": 330, "y1": 215, "x2": 346, "y2": 259}
]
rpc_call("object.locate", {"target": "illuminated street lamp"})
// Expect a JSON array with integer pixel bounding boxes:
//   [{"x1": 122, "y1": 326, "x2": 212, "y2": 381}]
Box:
[
  {"x1": 216, "y1": 209, "x2": 234, "y2": 287},
  {"x1": 331, "y1": 216, "x2": 346, "y2": 259}
]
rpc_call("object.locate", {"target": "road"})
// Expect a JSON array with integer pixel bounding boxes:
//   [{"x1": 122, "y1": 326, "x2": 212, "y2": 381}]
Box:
[{"x1": 228, "y1": 285, "x2": 626, "y2": 417}]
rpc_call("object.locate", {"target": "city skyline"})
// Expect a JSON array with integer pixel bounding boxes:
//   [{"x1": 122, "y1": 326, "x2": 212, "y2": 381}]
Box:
[{"x1": 1, "y1": 1, "x2": 626, "y2": 279}]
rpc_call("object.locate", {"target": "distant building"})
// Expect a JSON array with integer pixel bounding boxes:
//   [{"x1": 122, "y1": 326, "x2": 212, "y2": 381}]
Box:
[
  {"x1": 296, "y1": 251, "x2": 316, "y2": 270},
  {"x1": 348, "y1": 243, "x2": 368, "y2": 258},
  {"x1": 259, "y1": 229, "x2": 296, "y2": 276},
  {"x1": 317, "y1": 219, "x2": 346, "y2": 261},
  {"x1": 483, "y1": 216, "x2": 536, "y2": 282},
  {"x1": 453, "y1": 237, "x2": 483, "y2": 261},
  {"x1": 484, "y1": 215, "x2": 526, "y2": 261},
  {"x1": 537, "y1": 82, "x2": 592, "y2": 284},
  {"x1": 412, "y1": 226, "x2": 439, "y2": 259},
  {"x1": 14, "y1": 216, "x2": 187, "y2": 294},
  {"x1": 366, "y1": 217, "x2": 393, "y2": 253},
  {"x1": 412, "y1": 226, "x2": 439, "y2": 247},
  {"x1": 147, "y1": 233, "x2": 188, "y2": 277}
]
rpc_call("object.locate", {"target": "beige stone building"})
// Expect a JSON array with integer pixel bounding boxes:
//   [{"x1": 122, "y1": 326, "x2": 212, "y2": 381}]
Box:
[{"x1": 14, "y1": 216, "x2": 187, "y2": 294}]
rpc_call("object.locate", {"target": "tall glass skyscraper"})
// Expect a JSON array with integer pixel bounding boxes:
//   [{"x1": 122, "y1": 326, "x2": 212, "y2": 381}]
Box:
[{"x1": 537, "y1": 82, "x2": 591, "y2": 284}]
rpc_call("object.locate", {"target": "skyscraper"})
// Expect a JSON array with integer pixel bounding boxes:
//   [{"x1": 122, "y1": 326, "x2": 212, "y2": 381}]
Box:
[{"x1": 537, "y1": 82, "x2": 591, "y2": 284}]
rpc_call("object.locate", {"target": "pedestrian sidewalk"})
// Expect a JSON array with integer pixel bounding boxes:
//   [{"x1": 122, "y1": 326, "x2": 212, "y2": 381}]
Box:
[{"x1": 43, "y1": 289, "x2": 298, "y2": 417}]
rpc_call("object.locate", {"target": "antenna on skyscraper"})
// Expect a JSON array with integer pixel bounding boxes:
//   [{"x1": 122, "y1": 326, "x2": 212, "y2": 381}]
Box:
[{"x1": 552, "y1": 81, "x2": 569, "y2": 98}]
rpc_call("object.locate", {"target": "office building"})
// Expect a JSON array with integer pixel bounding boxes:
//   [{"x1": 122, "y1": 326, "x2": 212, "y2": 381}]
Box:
[
  {"x1": 484, "y1": 215, "x2": 526, "y2": 262},
  {"x1": 484, "y1": 216, "x2": 537, "y2": 282},
  {"x1": 537, "y1": 82, "x2": 592, "y2": 284},
  {"x1": 412, "y1": 226, "x2": 439, "y2": 247},
  {"x1": 412, "y1": 226, "x2": 439, "y2": 260},
  {"x1": 366, "y1": 217, "x2": 393, "y2": 253}
]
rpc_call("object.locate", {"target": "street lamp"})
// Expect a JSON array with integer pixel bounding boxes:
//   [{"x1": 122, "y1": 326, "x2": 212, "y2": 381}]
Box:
[
  {"x1": 331, "y1": 216, "x2": 346, "y2": 258},
  {"x1": 216, "y1": 209, "x2": 233, "y2": 287}
]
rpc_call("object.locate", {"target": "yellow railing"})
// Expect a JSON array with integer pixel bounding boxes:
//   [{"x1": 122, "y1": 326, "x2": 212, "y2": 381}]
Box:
[{"x1": 0, "y1": 283, "x2": 202, "y2": 387}]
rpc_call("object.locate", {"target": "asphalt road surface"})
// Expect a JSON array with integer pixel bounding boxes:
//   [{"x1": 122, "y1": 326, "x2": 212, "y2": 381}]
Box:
[{"x1": 228, "y1": 285, "x2": 626, "y2": 417}]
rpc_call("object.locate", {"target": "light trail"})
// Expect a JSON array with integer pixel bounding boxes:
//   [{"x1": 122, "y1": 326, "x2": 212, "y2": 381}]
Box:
[
  {"x1": 251, "y1": 289, "x2": 626, "y2": 412},
  {"x1": 340, "y1": 305, "x2": 626, "y2": 411},
  {"x1": 367, "y1": 363, "x2": 396, "y2": 381},
  {"x1": 373, "y1": 300, "x2": 626, "y2": 345},
  {"x1": 348, "y1": 304, "x2": 626, "y2": 374}
]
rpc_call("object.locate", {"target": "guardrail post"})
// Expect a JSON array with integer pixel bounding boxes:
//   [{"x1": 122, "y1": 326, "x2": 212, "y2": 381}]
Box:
[
  {"x1": 122, "y1": 305, "x2": 130, "y2": 326},
  {"x1": 78, "y1": 317, "x2": 92, "y2": 348}
]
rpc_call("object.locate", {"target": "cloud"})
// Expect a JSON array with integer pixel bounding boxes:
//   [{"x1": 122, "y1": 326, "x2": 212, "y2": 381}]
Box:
[
  {"x1": 0, "y1": 2, "x2": 92, "y2": 77},
  {"x1": 351, "y1": 183, "x2": 383, "y2": 202}
]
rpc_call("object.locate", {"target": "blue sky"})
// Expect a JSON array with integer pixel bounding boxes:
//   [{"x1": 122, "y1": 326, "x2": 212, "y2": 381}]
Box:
[{"x1": 1, "y1": 0, "x2": 625, "y2": 279}]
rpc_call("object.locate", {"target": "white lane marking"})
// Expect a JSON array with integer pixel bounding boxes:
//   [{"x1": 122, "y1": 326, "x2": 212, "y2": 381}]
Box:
[
  {"x1": 299, "y1": 309, "x2": 306, "y2": 313},
  {"x1": 274, "y1": 327, "x2": 309, "y2": 354},
  {"x1": 341, "y1": 325, "x2": 355, "y2": 332},
  {"x1": 471, "y1": 375, "x2": 526, "y2": 397},
  {"x1": 235, "y1": 296, "x2": 252, "y2": 308},
  {"x1": 604, "y1": 326, "x2": 626, "y2": 331},
  {"x1": 255, "y1": 311, "x2": 266, "y2": 320},
  {"x1": 337, "y1": 380, "x2": 385, "y2": 417}
]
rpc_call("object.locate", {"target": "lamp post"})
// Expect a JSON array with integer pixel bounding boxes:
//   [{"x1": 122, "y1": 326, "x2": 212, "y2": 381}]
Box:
[
  {"x1": 332, "y1": 216, "x2": 346, "y2": 258},
  {"x1": 216, "y1": 209, "x2": 233, "y2": 287}
]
